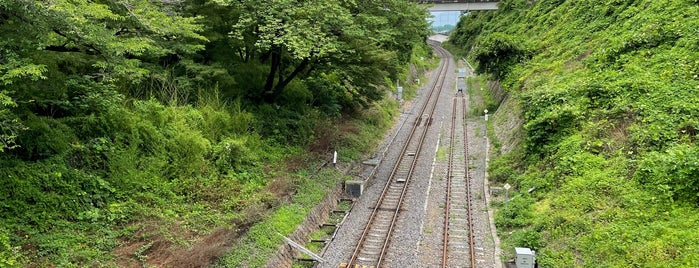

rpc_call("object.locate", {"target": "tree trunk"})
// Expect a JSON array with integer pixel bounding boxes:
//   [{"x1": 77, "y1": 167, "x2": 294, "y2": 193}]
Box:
[
  {"x1": 263, "y1": 48, "x2": 280, "y2": 94},
  {"x1": 275, "y1": 58, "x2": 310, "y2": 93}
]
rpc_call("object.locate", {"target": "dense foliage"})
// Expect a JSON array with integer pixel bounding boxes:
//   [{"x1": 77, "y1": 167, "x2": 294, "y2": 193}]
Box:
[
  {"x1": 0, "y1": 0, "x2": 430, "y2": 265},
  {"x1": 451, "y1": 0, "x2": 699, "y2": 266}
]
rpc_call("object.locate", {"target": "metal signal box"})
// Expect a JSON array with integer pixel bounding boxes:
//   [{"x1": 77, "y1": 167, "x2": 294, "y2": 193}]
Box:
[
  {"x1": 458, "y1": 68, "x2": 467, "y2": 78},
  {"x1": 345, "y1": 180, "x2": 364, "y2": 197},
  {"x1": 515, "y1": 247, "x2": 535, "y2": 268}
]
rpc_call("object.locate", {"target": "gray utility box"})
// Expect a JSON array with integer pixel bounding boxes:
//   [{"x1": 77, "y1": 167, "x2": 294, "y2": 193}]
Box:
[
  {"x1": 345, "y1": 180, "x2": 364, "y2": 198},
  {"x1": 458, "y1": 68, "x2": 467, "y2": 78},
  {"x1": 515, "y1": 247, "x2": 535, "y2": 268}
]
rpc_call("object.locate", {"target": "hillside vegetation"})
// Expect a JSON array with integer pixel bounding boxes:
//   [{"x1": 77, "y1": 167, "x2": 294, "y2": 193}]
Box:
[
  {"x1": 450, "y1": 0, "x2": 699, "y2": 266},
  {"x1": 0, "y1": 0, "x2": 430, "y2": 266}
]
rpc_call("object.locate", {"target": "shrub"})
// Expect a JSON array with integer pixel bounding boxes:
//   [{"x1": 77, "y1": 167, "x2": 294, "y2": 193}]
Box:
[
  {"x1": 496, "y1": 195, "x2": 534, "y2": 229},
  {"x1": 0, "y1": 227, "x2": 24, "y2": 267},
  {"x1": 13, "y1": 115, "x2": 77, "y2": 160},
  {"x1": 471, "y1": 32, "x2": 532, "y2": 79},
  {"x1": 635, "y1": 144, "x2": 699, "y2": 204},
  {"x1": 254, "y1": 104, "x2": 317, "y2": 145},
  {"x1": 510, "y1": 229, "x2": 544, "y2": 251},
  {"x1": 212, "y1": 137, "x2": 260, "y2": 172}
]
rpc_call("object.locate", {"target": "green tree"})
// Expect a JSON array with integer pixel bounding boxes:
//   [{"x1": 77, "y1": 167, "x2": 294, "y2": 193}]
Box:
[
  {"x1": 223, "y1": 0, "x2": 349, "y2": 102},
  {"x1": 212, "y1": 0, "x2": 429, "y2": 105},
  {"x1": 0, "y1": 0, "x2": 207, "y2": 151}
]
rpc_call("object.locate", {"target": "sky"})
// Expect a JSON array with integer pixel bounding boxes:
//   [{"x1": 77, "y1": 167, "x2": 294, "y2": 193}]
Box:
[{"x1": 428, "y1": 11, "x2": 463, "y2": 27}]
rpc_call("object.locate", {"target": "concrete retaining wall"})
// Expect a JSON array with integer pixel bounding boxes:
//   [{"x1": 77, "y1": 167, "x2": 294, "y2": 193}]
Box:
[{"x1": 265, "y1": 182, "x2": 344, "y2": 268}]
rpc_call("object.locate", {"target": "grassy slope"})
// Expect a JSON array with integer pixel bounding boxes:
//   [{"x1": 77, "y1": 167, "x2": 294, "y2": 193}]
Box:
[{"x1": 452, "y1": 0, "x2": 699, "y2": 266}]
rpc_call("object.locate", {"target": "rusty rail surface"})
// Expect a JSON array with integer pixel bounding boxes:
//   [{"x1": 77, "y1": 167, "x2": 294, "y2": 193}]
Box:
[
  {"x1": 442, "y1": 89, "x2": 476, "y2": 267},
  {"x1": 345, "y1": 43, "x2": 452, "y2": 268}
]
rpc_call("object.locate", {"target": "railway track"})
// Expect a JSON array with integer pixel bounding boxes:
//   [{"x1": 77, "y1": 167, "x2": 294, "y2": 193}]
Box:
[
  {"x1": 342, "y1": 44, "x2": 452, "y2": 268},
  {"x1": 442, "y1": 91, "x2": 476, "y2": 267}
]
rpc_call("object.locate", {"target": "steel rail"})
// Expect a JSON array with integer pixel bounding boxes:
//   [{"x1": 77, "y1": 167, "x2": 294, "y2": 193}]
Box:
[
  {"x1": 346, "y1": 43, "x2": 451, "y2": 268},
  {"x1": 464, "y1": 92, "x2": 476, "y2": 268},
  {"x1": 442, "y1": 96, "x2": 457, "y2": 267},
  {"x1": 441, "y1": 91, "x2": 477, "y2": 267}
]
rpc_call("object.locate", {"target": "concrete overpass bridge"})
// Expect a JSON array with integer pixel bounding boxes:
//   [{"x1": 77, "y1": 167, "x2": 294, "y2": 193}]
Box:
[{"x1": 416, "y1": 0, "x2": 499, "y2": 11}]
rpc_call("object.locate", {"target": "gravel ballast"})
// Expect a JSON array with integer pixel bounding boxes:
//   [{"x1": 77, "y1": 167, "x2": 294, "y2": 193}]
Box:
[{"x1": 320, "y1": 43, "x2": 500, "y2": 268}]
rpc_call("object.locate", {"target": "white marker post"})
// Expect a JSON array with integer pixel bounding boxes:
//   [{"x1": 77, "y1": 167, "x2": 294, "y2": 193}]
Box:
[
  {"x1": 333, "y1": 150, "x2": 337, "y2": 168},
  {"x1": 397, "y1": 79, "x2": 402, "y2": 101},
  {"x1": 484, "y1": 109, "x2": 489, "y2": 138}
]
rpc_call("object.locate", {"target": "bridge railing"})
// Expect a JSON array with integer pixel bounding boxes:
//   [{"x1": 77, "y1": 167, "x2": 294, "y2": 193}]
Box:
[
  {"x1": 416, "y1": 0, "x2": 499, "y2": 11},
  {"x1": 416, "y1": 0, "x2": 498, "y2": 3}
]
